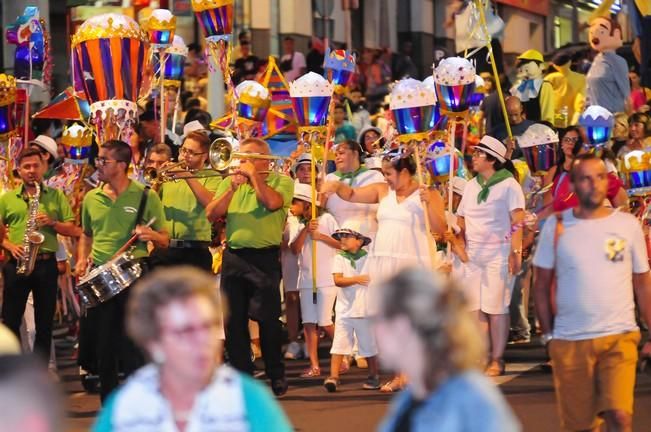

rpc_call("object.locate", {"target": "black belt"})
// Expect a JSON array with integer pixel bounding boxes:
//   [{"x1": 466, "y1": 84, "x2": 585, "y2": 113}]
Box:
[
  {"x1": 169, "y1": 239, "x2": 211, "y2": 249},
  {"x1": 227, "y1": 245, "x2": 280, "y2": 253},
  {"x1": 10, "y1": 252, "x2": 54, "y2": 263}
]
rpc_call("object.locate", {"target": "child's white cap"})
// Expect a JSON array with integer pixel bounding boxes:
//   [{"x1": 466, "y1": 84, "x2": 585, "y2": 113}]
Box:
[
  {"x1": 293, "y1": 182, "x2": 320, "y2": 206},
  {"x1": 331, "y1": 220, "x2": 371, "y2": 246}
]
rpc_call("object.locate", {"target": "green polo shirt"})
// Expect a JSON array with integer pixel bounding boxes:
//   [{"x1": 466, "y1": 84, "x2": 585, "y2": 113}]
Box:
[
  {"x1": 216, "y1": 172, "x2": 294, "y2": 249},
  {"x1": 159, "y1": 171, "x2": 222, "y2": 241},
  {"x1": 81, "y1": 181, "x2": 166, "y2": 265},
  {"x1": 0, "y1": 184, "x2": 75, "y2": 253}
]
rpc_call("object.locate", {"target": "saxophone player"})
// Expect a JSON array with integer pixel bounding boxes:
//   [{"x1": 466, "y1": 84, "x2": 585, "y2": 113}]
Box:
[{"x1": 0, "y1": 148, "x2": 79, "y2": 360}]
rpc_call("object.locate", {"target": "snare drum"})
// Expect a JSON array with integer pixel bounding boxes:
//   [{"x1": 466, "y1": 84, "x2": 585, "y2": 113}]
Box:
[{"x1": 76, "y1": 252, "x2": 144, "y2": 308}]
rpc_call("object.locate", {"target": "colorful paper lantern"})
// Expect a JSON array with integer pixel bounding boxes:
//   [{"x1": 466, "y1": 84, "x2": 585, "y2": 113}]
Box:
[
  {"x1": 192, "y1": 0, "x2": 234, "y2": 43},
  {"x1": 144, "y1": 9, "x2": 176, "y2": 48},
  {"x1": 289, "y1": 72, "x2": 334, "y2": 128},
  {"x1": 71, "y1": 13, "x2": 149, "y2": 144},
  {"x1": 62, "y1": 123, "x2": 93, "y2": 163},
  {"x1": 236, "y1": 80, "x2": 271, "y2": 123},
  {"x1": 519, "y1": 123, "x2": 559, "y2": 176},
  {"x1": 0, "y1": 75, "x2": 17, "y2": 141},
  {"x1": 323, "y1": 48, "x2": 356, "y2": 94},
  {"x1": 623, "y1": 150, "x2": 651, "y2": 189},
  {"x1": 32, "y1": 86, "x2": 90, "y2": 121},
  {"x1": 390, "y1": 78, "x2": 438, "y2": 140},
  {"x1": 425, "y1": 140, "x2": 460, "y2": 179},
  {"x1": 152, "y1": 35, "x2": 188, "y2": 87},
  {"x1": 579, "y1": 105, "x2": 614, "y2": 147},
  {"x1": 433, "y1": 57, "x2": 477, "y2": 114}
]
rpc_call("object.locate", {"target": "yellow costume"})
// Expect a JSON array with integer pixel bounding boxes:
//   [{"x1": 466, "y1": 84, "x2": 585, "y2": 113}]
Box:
[{"x1": 547, "y1": 61, "x2": 586, "y2": 127}]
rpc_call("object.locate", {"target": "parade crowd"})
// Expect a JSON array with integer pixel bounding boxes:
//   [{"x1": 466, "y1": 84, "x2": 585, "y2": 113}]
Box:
[{"x1": 1, "y1": 2, "x2": 651, "y2": 432}]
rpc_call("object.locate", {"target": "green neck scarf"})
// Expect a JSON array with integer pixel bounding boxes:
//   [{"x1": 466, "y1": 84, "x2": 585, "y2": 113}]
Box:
[
  {"x1": 338, "y1": 249, "x2": 368, "y2": 269},
  {"x1": 333, "y1": 166, "x2": 368, "y2": 185},
  {"x1": 476, "y1": 169, "x2": 512, "y2": 204}
]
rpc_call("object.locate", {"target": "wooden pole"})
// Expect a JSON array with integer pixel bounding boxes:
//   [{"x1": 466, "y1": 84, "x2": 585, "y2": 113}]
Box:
[{"x1": 413, "y1": 140, "x2": 438, "y2": 270}]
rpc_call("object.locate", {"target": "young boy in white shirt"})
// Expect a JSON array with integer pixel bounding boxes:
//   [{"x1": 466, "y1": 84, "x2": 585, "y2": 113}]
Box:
[
  {"x1": 289, "y1": 183, "x2": 340, "y2": 378},
  {"x1": 323, "y1": 222, "x2": 380, "y2": 392}
]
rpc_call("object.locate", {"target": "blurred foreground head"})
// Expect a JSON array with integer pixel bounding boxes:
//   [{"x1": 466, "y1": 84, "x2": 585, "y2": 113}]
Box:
[
  {"x1": 374, "y1": 268, "x2": 485, "y2": 390},
  {"x1": 0, "y1": 355, "x2": 63, "y2": 432}
]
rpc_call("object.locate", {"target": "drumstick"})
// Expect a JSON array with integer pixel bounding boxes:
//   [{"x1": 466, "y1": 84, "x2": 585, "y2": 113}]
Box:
[{"x1": 110, "y1": 217, "x2": 157, "y2": 261}]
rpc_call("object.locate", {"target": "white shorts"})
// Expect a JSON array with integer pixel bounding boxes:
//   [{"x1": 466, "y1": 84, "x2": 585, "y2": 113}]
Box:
[
  {"x1": 461, "y1": 244, "x2": 515, "y2": 315},
  {"x1": 299, "y1": 287, "x2": 336, "y2": 326},
  {"x1": 330, "y1": 316, "x2": 378, "y2": 357}
]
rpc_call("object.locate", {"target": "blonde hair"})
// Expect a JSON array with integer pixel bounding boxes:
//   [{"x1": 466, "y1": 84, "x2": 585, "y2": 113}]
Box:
[
  {"x1": 240, "y1": 137, "x2": 271, "y2": 155},
  {"x1": 378, "y1": 268, "x2": 485, "y2": 389},
  {"x1": 126, "y1": 266, "x2": 226, "y2": 347}
]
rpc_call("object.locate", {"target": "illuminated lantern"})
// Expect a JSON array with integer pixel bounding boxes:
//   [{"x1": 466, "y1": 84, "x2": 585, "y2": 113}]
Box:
[
  {"x1": 579, "y1": 105, "x2": 614, "y2": 148},
  {"x1": 236, "y1": 80, "x2": 271, "y2": 123},
  {"x1": 425, "y1": 140, "x2": 461, "y2": 180},
  {"x1": 144, "y1": 9, "x2": 176, "y2": 48},
  {"x1": 71, "y1": 14, "x2": 149, "y2": 144},
  {"x1": 390, "y1": 78, "x2": 437, "y2": 140},
  {"x1": 323, "y1": 48, "x2": 356, "y2": 94},
  {"x1": 433, "y1": 57, "x2": 477, "y2": 114},
  {"x1": 0, "y1": 75, "x2": 17, "y2": 141},
  {"x1": 289, "y1": 72, "x2": 334, "y2": 128},
  {"x1": 62, "y1": 123, "x2": 93, "y2": 163},
  {"x1": 519, "y1": 123, "x2": 559, "y2": 176}
]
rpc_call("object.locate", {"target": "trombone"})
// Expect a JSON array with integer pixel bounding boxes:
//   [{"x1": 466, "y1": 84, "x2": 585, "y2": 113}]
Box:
[{"x1": 143, "y1": 138, "x2": 283, "y2": 185}]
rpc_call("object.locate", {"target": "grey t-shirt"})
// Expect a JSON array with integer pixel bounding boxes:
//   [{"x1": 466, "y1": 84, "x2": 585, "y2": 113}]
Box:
[{"x1": 533, "y1": 209, "x2": 649, "y2": 340}]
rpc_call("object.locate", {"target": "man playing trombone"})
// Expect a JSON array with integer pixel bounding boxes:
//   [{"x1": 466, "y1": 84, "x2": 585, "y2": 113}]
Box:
[
  {"x1": 151, "y1": 130, "x2": 221, "y2": 271},
  {"x1": 206, "y1": 137, "x2": 294, "y2": 397}
]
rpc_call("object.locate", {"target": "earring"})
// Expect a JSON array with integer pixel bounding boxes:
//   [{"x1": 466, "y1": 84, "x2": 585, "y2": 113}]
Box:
[{"x1": 151, "y1": 348, "x2": 166, "y2": 365}]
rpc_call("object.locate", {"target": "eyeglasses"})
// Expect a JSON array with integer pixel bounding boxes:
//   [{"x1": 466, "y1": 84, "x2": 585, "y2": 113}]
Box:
[
  {"x1": 562, "y1": 136, "x2": 579, "y2": 143},
  {"x1": 161, "y1": 320, "x2": 220, "y2": 338},
  {"x1": 472, "y1": 149, "x2": 487, "y2": 158},
  {"x1": 179, "y1": 147, "x2": 207, "y2": 158},
  {"x1": 96, "y1": 157, "x2": 125, "y2": 166}
]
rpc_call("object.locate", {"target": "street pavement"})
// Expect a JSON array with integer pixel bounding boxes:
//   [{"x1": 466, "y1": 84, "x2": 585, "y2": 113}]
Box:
[{"x1": 60, "y1": 335, "x2": 651, "y2": 432}]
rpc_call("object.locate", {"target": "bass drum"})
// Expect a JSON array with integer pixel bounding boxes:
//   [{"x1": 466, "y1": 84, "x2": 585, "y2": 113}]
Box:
[{"x1": 76, "y1": 252, "x2": 144, "y2": 308}]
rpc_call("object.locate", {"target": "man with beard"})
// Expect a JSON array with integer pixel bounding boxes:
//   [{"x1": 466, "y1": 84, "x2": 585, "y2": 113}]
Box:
[
  {"x1": 0, "y1": 148, "x2": 78, "y2": 361},
  {"x1": 533, "y1": 153, "x2": 651, "y2": 432},
  {"x1": 77, "y1": 140, "x2": 168, "y2": 402}
]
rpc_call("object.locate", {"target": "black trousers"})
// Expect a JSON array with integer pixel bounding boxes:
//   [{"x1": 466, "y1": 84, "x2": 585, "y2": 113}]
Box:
[
  {"x1": 78, "y1": 287, "x2": 144, "y2": 402},
  {"x1": 1, "y1": 257, "x2": 58, "y2": 360},
  {"x1": 222, "y1": 247, "x2": 284, "y2": 381},
  {"x1": 150, "y1": 246, "x2": 213, "y2": 272}
]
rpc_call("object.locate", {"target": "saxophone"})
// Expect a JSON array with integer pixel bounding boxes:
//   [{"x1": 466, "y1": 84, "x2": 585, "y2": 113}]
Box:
[{"x1": 16, "y1": 183, "x2": 45, "y2": 276}]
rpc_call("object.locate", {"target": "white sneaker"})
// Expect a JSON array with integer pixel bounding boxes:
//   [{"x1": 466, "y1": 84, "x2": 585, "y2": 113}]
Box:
[{"x1": 284, "y1": 341, "x2": 304, "y2": 360}]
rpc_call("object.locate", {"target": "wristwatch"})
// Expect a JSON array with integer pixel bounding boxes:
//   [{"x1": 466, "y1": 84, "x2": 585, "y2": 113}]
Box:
[{"x1": 541, "y1": 333, "x2": 553, "y2": 346}]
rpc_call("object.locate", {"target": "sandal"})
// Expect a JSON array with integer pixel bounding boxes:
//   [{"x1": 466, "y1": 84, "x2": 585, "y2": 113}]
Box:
[
  {"x1": 379, "y1": 376, "x2": 404, "y2": 393},
  {"x1": 300, "y1": 366, "x2": 321, "y2": 378},
  {"x1": 485, "y1": 359, "x2": 506, "y2": 377}
]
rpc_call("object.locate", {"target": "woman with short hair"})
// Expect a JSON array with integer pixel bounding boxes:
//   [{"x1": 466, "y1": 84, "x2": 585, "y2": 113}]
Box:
[
  {"x1": 92, "y1": 267, "x2": 292, "y2": 432},
  {"x1": 376, "y1": 268, "x2": 521, "y2": 432}
]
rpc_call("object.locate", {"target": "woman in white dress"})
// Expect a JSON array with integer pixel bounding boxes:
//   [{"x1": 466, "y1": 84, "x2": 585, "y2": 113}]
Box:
[
  {"x1": 322, "y1": 150, "x2": 446, "y2": 391},
  {"x1": 456, "y1": 136, "x2": 525, "y2": 377}
]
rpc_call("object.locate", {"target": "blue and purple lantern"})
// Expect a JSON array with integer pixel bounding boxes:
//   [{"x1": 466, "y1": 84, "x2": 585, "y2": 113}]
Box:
[
  {"x1": 192, "y1": 0, "x2": 233, "y2": 44},
  {"x1": 236, "y1": 80, "x2": 271, "y2": 124},
  {"x1": 579, "y1": 105, "x2": 614, "y2": 148},
  {"x1": 422, "y1": 76, "x2": 444, "y2": 131},
  {"x1": 62, "y1": 123, "x2": 93, "y2": 164},
  {"x1": 290, "y1": 72, "x2": 334, "y2": 128},
  {"x1": 622, "y1": 151, "x2": 651, "y2": 189},
  {"x1": 152, "y1": 35, "x2": 188, "y2": 89},
  {"x1": 433, "y1": 57, "x2": 477, "y2": 114},
  {"x1": 323, "y1": 48, "x2": 356, "y2": 94},
  {"x1": 71, "y1": 14, "x2": 149, "y2": 144},
  {"x1": 0, "y1": 75, "x2": 17, "y2": 141},
  {"x1": 390, "y1": 78, "x2": 438, "y2": 140},
  {"x1": 144, "y1": 9, "x2": 176, "y2": 49},
  {"x1": 425, "y1": 140, "x2": 462, "y2": 180},
  {"x1": 518, "y1": 123, "x2": 559, "y2": 176}
]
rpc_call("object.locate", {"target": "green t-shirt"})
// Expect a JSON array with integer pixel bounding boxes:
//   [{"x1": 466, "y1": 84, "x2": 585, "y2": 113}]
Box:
[
  {"x1": 160, "y1": 172, "x2": 222, "y2": 241},
  {"x1": 215, "y1": 172, "x2": 294, "y2": 249},
  {"x1": 0, "y1": 184, "x2": 75, "y2": 253},
  {"x1": 81, "y1": 181, "x2": 166, "y2": 265}
]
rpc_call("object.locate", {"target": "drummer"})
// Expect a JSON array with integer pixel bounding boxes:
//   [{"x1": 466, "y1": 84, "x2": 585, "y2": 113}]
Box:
[
  {"x1": 77, "y1": 139, "x2": 168, "y2": 403},
  {"x1": 151, "y1": 130, "x2": 221, "y2": 272}
]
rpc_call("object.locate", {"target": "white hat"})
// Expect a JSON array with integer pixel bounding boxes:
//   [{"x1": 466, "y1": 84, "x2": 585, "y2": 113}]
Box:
[
  {"x1": 475, "y1": 135, "x2": 507, "y2": 163},
  {"x1": 293, "y1": 182, "x2": 320, "y2": 206},
  {"x1": 451, "y1": 177, "x2": 468, "y2": 195},
  {"x1": 182, "y1": 120, "x2": 207, "y2": 138},
  {"x1": 291, "y1": 153, "x2": 319, "y2": 175},
  {"x1": 30, "y1": 135, "x2": 58, "y2": 159},
  {"x1": 331, "y1": 220, "x2": 372, "y2": 246}
]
